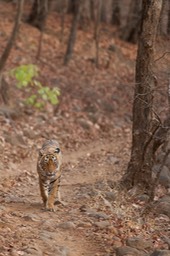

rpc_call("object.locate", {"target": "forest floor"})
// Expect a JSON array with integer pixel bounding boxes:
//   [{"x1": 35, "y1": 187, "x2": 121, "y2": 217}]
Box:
[{"x1": 0, "y1": 2, "x2": 170, "y2": 256}]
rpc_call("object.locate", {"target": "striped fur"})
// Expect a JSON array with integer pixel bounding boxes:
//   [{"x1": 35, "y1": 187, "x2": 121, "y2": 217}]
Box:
[{"x1": 37, "y1": 139, "x2": 62, "y2": 211}]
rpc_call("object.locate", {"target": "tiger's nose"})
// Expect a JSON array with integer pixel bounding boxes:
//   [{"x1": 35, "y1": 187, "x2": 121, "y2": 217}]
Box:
[{"x1": 47, "y1": 172, "x2": 54, "y2": 176}]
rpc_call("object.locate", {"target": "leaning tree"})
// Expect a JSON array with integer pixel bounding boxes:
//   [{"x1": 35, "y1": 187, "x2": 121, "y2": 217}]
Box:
[
  {"x1": 0, "y1": 0, "x2": 24, "y2": 104},
  {"x1": 121, "y1": 0, "x2": 163, "y2": 195},
  {"x1": 0, "y1": 0, "x2": 24, "y2": 72}
]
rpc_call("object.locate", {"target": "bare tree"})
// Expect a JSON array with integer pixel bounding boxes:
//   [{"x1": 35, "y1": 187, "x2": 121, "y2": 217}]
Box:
[
  {"x1": 0, "y1": 0, "x2": 24, "y2": 72},
  {"x1": 111, "y1": 0, "x2": 120, "y2": 26},
  {"x1": 67, "y1": 0, "x2": 77, "y2": 14},
  {"x1": 36, "y1": 1, "x2": 49, "y2": 59},
  {"x1": 27, "y1": 0, "x2": 49, "y2": 31},
  {"x1": 121, "y1": 0, "x2": 163, "y2": 194},
  {"x1": 90, "y1": 0, "x2": 95, "y2": 21},
  {"x1": 64, "y1": 0, "x2": 83, "y2": 65},
  {"x1": 59, "y1": 0, "x2": 67, "y2": 42},
  {"x1": 94, "y1": 0, "x2": 102, "y2": 68},
  {"x1": 120, "y1": 0, "x2": 142, "y2": 44}
]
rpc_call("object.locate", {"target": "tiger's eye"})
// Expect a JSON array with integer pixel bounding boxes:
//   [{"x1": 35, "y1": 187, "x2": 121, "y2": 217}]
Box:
[
  {"x1": 55, "y1": 148, "x2": 60, "y2": 153},
  {"x1": 44, "y1": 155, "x2": 49, "y2": 162}
]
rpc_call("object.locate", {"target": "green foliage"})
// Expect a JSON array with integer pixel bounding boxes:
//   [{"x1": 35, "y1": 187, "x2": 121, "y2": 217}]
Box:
[
  {"x1": 10, "y1": 64, "x2": 60, "y2": 109},
  {"x1": 10, "y1": 64, "x2": 38, "y2": 88}
]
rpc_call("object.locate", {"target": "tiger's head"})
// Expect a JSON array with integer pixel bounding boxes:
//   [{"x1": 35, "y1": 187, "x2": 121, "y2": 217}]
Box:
[{"x1": 38, "y1": 140, "x2": 62, "y2": 179}]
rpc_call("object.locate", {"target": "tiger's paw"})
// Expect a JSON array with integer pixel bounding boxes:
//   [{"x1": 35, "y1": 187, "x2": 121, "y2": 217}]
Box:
[
  {"x1": 47, "y1": 207, "x2": 55, "y2": 212},
  {"x1": 46, "y1": 204, "x2": 55, "y2": 212},
  {"x1": 41, "y1": 205, "x2": 55, "y2": 212}
]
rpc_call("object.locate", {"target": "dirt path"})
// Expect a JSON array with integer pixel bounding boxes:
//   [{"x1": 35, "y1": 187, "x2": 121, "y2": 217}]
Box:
[{"x1": 0, "y1": 134, "x2": 130, "y2": 256}]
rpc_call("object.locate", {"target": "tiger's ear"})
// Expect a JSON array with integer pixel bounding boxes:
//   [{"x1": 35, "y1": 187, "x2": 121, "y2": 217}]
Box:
[{"x1": 54, "y1": 147, "x2": 60, "y2": 153}]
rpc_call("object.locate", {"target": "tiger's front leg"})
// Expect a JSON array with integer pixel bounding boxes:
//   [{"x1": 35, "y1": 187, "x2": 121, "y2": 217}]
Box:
[
  {"x1": 54, "y1": 176, "x2": 66, "y2": 206},
  {"x1": 39, "y1": 178, "x2": 48, "y2": 208},
  {"x1": 47, "y1": 179, "x2": 60, "y2": 212}
]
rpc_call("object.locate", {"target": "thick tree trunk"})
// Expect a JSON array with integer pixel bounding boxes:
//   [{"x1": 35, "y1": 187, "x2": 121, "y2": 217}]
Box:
[
  {"x1": 64, "y1": 0, "x2": 82, "y2": 65},
  {"x1": 121, "y1": 0, "x2": 163, "y2": 193},
  {"x1": 120, "y1": 0, "x2": 142, "y2": 44},
  {"x1": 27, "y1": 0, "x2": 48, "y2": 31}
]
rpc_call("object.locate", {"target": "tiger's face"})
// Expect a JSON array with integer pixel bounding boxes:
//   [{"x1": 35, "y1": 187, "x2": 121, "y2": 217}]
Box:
[
  {"x1": 40, "y1": 154, "x2": 59, "y2": 176},
  {"x1": 38, "y1": 145, "x2": 62, "y2": 179}
]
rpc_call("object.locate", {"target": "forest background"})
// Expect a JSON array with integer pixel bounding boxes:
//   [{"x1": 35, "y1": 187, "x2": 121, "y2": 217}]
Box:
[{"x1": 0, "y1": 1, "x2": 170, "y2": 256}]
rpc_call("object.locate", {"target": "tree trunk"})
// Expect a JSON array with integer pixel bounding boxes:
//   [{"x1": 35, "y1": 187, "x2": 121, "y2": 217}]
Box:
[
  {"x1": 94, "y1": 0, "x2": 102, "y2": 68},
  {"x1": 111, "y1": 0, "x2": 120, "y2": 26},
  {"x1": 67, "y1": 0, "x2": 77, "y2": 14},
  {"x1": 90, "y1": 0, "x2": 95, "y2": 21},
  {"x1": 0, "y1": 75, "x2": 9, "y2": 104},
  {"x1": 59, "y1": 0, "x2": 67, "y2": 42},
  {"x1": 120, "y1": 0, "x2": 142, "y2": 44},
  {"x1": 121, "y1": 0, "x2": 163, "y2": 193},
  {"x1": 27, "y1": 0, "x2": 48, "y2": 31},
  {"x1": 167, "y1": 0, "x2": 170, "y2": 35},
  {"x1": 64, "y1": 0, "x2": 82, "y2": 65},
  {"x1": 158, "y1": 0, "x2": 167, "y2": 35},
  {"x1": 0, "y1": 0, "x2": 24, "y2": 72}
]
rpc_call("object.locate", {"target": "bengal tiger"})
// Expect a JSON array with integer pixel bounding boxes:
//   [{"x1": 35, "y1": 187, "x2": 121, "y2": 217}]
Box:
[{"x1": 37, "y1": 139, "x2": 62, "y2": 212}]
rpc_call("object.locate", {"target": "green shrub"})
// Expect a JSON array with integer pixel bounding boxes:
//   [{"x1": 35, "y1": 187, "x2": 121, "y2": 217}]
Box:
[{"x1": 10, "y1": 64, "x2": 60, "y2": 109}]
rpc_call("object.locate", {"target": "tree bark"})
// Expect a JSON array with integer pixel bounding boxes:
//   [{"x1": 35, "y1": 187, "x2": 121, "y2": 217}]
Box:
[
  {"x1": 158, "y1": 0, "x2": 167, "y2": 35},
  {"x1": 121, "y1": 0, "x2": 163, "y2": 193},
  {"x1": 64, "y1": 0, "x2": 82, "y2": 65},
  {"x1": 0, "y1": 0, "x2": 24, "y2": 72},
  {"x1": 0, "y1": 75, "x2": 9, "y2": 104},
  {"x1": 167, "y1": 0, "x2": 170, "y2": 35}
]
